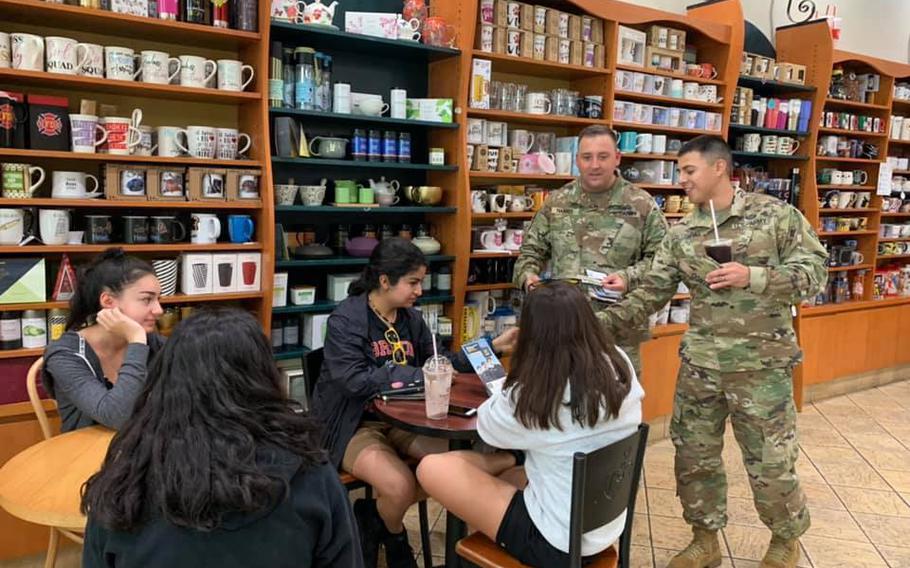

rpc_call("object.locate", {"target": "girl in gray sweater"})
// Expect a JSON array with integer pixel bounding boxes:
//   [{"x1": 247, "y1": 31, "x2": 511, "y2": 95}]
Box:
[{"x1": 43, "y1": 248, "x2": 165, "y2": 432}]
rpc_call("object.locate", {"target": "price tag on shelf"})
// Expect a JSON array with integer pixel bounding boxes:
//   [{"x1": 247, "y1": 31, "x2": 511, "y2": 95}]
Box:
[{"x1": 878, "y1": 162, "x2": 893, "y2": 195}]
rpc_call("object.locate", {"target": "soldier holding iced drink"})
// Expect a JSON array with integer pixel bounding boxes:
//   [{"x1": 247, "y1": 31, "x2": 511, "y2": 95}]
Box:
[{"x1": 600, "y1": 135, "x2": 827, "y2": 568}]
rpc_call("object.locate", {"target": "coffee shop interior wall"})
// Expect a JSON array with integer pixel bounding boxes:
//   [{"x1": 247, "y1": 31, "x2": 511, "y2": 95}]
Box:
[{"x1": 624, "y1": 0, "x2": 910, "y2": 63}]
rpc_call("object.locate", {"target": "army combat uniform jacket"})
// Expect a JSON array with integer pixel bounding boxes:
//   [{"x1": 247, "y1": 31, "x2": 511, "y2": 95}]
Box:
[
  {"x1": 600, "y1": 189, "x2": 828, "y2": 372},
  {"x1": 512, "y1": 176, "x2": 668, "y2": 346}
]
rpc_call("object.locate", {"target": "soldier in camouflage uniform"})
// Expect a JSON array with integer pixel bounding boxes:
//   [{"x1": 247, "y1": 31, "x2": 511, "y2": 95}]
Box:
[
  {"x1": 512, "y1": 125, "x2": 668, "y2": 373},
  {"x1": 600, "y1": 136, "x2": 828, "y2": 568}
]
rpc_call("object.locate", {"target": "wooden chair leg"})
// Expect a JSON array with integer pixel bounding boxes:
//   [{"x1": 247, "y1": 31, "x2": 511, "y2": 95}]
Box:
[
  {"x1": 418, "y1": 499, "x2": 433, "y2": 568},
  {"x1": 44, "y1": 528, "x2": 59, "y2": 568}
]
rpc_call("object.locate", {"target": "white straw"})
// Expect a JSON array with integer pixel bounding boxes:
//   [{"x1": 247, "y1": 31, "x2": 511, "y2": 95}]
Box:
[
  {"x1": 709, "y1": 199, "x2": 720, "y2": 242},
  {"x1": 431, "y1": 333, "x2": 439, "y2": 367}
]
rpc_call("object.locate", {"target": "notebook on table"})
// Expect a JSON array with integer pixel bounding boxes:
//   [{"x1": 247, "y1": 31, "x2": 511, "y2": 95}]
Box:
[{"x1": 461, "y1": 338, "x2": 507, "y2": 395}]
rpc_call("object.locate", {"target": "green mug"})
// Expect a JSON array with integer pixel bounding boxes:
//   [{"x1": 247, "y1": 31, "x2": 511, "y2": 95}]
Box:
[
  {"x1": 334, "y1": 180, "x2": 360, "y2": 204},
  {"x1": 359, "y1": 186, "x2": 374, "y2": 204}
]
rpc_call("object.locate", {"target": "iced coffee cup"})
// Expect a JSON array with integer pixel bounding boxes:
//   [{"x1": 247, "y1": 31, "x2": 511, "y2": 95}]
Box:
[
  {"x1": 423, "y1": 355, "x2": 453, "y2": 420},
  {"x1": 705, "y1": 238, "x2": 733, "y2": 264}
]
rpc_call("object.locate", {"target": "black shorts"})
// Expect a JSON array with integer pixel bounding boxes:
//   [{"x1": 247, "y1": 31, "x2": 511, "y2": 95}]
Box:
[{"x1": 495, "y1": 491, "x2": 598, "y2": 567}]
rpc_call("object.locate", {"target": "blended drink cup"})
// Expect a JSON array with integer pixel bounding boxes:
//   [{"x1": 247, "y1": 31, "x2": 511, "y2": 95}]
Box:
[
  {"x1": 423, "y1": 355, "x2": 453, "y2": 420},
  {"x1": 705, "y1": 238, "x2": 732, "y2": 263}
]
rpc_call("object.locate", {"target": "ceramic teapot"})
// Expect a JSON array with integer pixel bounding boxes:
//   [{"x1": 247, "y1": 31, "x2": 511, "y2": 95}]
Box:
[
  {"x1": 369, "y1": 176, "x2": 400, "y2": 194},
  {"x1": 412, "y1": 235, "x2": 441, "y2": 255},
  {"x1": 300, "y1": 0, "x2": 338, "y2": 25}
]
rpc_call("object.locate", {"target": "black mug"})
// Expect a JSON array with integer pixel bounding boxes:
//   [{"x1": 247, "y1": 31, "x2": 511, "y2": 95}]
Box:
[
  {"x1": 149, "y1": 216, "x2": 187, "y2": 244},
  {"x1": 0, "y1": 93, "x2": 28, "y2": 149},
  {"x1": 84, "y1": 215, "x2": 113, "y2": 244},
  {"x1": 122, "y1": 216, "x2": 149, "y2": 244}
]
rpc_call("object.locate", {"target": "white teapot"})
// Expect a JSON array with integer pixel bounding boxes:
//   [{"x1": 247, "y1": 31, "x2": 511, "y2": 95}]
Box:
[
  {"x1": 301, "y1": 0, "x2": 338, "y2": 25},
  {"x1": 369, "y1": 176, "x2": 400, "y2": 194}
]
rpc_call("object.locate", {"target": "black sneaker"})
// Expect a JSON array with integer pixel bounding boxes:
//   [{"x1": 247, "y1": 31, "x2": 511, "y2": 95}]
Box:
[
  {"x1": 383, "y1": 530, "x2": 418, "y2": 568},
  {"x1": 353, "y1": 499, "x2": 384, "y2": 568}
]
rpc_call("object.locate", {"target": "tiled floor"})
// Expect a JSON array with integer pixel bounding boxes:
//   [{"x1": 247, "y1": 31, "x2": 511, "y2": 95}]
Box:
[{"x1": 5, "y1": 380, "x2": 910, "y2": 567}]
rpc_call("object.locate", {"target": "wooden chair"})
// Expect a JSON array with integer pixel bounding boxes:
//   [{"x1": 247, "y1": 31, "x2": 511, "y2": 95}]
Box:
[
  {"x1": 26, "y1": 357, "x2": 86, "y2": 568},
  {"x1": 456, "y1": 424, "x2": 650, "y2": 568},
  {"x1": 303, "y1": 349, "x2": 434, "y2": 568}
]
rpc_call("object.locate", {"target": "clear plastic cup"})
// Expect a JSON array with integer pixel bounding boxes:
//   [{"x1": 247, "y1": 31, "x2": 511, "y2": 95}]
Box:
[
  {"x1": 423, "y1": 355, "x2": 453, "y2": 420},
  {"x1": 705, "y1": 238, "x2": 732, "y2": 263}
]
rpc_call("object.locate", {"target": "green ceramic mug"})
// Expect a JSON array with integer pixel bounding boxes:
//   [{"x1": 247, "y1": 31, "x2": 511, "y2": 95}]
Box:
[
  {"x1": 358, "y1": 186, "x2": 374, "y2": 204},
  {"x1": 334, "y1": 180, "x2": 361, "y2": 204},
  {"x1": 2, "y1": 163, "x2": 46, "y2": 198}
]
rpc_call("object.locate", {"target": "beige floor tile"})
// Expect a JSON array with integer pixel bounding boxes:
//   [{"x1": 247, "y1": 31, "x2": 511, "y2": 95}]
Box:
[
  {"x1": 804, "y1": 506, "x2": 869, "y2": 543},
  {"x1": 795, "y1": 453, "x2": 828, "y2": 486},
  {"x1": 831, "y1": 486, "x2": 910, "y2": 517},
  {"x1": 877, "y1": 544, "x2": 910, "y2": 568},
  {"x1": 831, "y1": 416, "x2": 890, "y2": 436},
  {"x1": 635, "y1": 484, "x2": 648, "y2": 514},
  {"x1": 726, "y1": 496, "x2": 763, "y2": 528},
  {"x1": 803, "y1": 481, "x2": 846, "y2": 510},
  {"x1": 852, "y1": 512, "x2": 910, "y2": 547},
  {"x1": 814, "y1": 397, "x2": 862, "y2": 417},
  {"x1": 647, "y1": 487, "x2": 683, "y2": 519},
  {"x1": 630, "y1": 544, "x2": 653, "y2": 568},
  {"x1": 848, "y1": 392, "x2": 908, "y2": 414},
  {"x1": 632, "y1": 513, "x2": 651, "y2": 548},
  {"x1": 841, "y1": 431, "x2": 906, "y2": 452},
  {"x1": 857, "y1": 447, "x2": 910, "y2": 471},
  {"x1": 403, "y1": 499, "x2": 445, "y2": 533},
  {"x1": 870, "y1": 410, "x2": 910, "y2": 426},
  {"x1": 797, "y1": 427, "x2": 852, "y2": 448},
  {"x1": 879, "y1": 469, "x2": 910, "y2": 492},
  {"x1": 801, "y1": 535, "x2": 887, "y2": 567},
  {"x1": 645, "y1": 461, "x2": 678, "y2": 490},
  {"x1": 801, "y1": 444, "x2": 866, "y2": 465},
  {"x1": 650, "y1": 514, "x2": 698, "y2": 550},
  {"x1": 722, "y1": 524, "x2": 810, "y2": 567},
  {"x1": 802, "y1": 450, "x2": 890, "y2": 489},
  {"x1": 882, "y1": 423, "x2": 910, "y2": 448},
  {"x1": 727, "y1": 472, "x2": 755, "y2": 500}
]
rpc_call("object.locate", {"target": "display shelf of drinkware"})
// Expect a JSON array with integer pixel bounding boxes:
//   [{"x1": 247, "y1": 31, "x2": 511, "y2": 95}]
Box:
[
  {"x1": 614, "y1": 64, "x2": 725, "y2": 87},
  {"x1": 621, "y1": 152, "x2": 680, "y2": 161},
  {"x1": 651, "y1": 323, "x2": 688, "y2": 338},
  {"x1": 0, "y1": 0, "x2": 260, "y2": 50},
  {"x1": 736, "y1": 76, "x2": 816, "y2": 94},
  {"x1": 818, "y1": 208, "x2": 880, "y2": 214},
  {"x1": 818, "y1": 127, "x2": 887, "y2": 139},
  {"x1": 0, "y1": 243, "x2": 262, "y2": 254},
  {"x1": 271, "y1": 157, "x2": 457, "y2": 172},
  {"x1": 469, "y1": 251, "x2": 519, "y2": 259},
  {"x1": 0, "y1": 199, "x2": 261, "y2": 209},
  {"x1": 270, "y1": 22, "x2": 460, "y2": 61},
  {"x1": 268, "y1": 108, "x2": 459, "y2": 130},
  {"x1": 464, "y1": 283, "x2": 515, "y2": 292},
  {"x1": 824, "y1": 98, "x2": 891, "y2": 112},
  {"x1": 276, "y1": 255, "x2": 455, "y2": 268},
  {"x1": 0, "y1": 69, "x2": 261, "y2": 104},
  {"x1": 0, "y1": 348, "x2": 44, "y2": 361},
  {"x1": 0, "y1": 148, "x2": 259, "y2": 167},
  {"x1": 473, "y1": 51, "x2": 608, "y2": 80},
  {"x1": 892, "y1": 170, "x2": 910, "y2": 176},
  {"x1": 275, "y1": 206, "x2": 456, "y2": 214},
  {"x1": 472, "y1": 212, "x2": 535, "y2": 221},
  {"x1": 612, "y1": 121, "x2": 715, "y2": 137},
  {"x1": 879, "y1": 236, "x2": 910, "y2": 243},
  {"x1": 815, "y1": 156, "x2": 882, "y2": 164},
  {"x1": 818, "y1": 230, "x2": 879, "y2": 237},
  {"x1": 817, "y1": 185, "x2": 876, "y2": 190},
  {"x1": 728, "y1": 124, "x2": 809, "y2": 137},
  {"x1": 273, "y1": 347, "x2": 311, "y2": 361},
  {"x1": 877, "y1": 254, "x2": 910, "y2": 260},
  {"x1": 731, "y1": 151, "x2": 808, "y2": 161},
  {"x1": 272, "y1": 294, "x2": 455, "y2": 315},
  {"x1": 465, "y1": 108, "x2": 602, "y2": 127},
  {"x1": 828, "y1": 264, "x2": 874, "y2": 272},
  {"x1": 802, "y1": 296, "x2": 910, "y2": 317},
  {"x1": 469, "y1": 172, "x2": 575, "y2": 184},
  {"x1": 613, "y1": 91, "x2": 725, "y2": 111},
  {"x1": 893, "y1": 99, "x2": 910, "y2": 109},
  {"x1": 0, "y1": 292, "x2": 263, "y2": 313},
  {"x1": 889, "y1": 139, "x2": 910, "y2": 146},
  {"x1": 881, "y1": 212, "x2": 910, "y2": 218}
]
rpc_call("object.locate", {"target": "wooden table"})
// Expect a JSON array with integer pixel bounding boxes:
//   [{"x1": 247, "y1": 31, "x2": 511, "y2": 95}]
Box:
[
  {"x1": 373, "y1": 373, "x2": 487, "y2": 568},
  {"x1": 0, "y1": 426, "x2": 114, "y2": 531}
]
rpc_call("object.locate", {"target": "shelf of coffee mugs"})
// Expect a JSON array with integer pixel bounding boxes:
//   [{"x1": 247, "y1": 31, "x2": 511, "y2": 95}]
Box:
[
  {"x1": 727, "y1": 124, "x2": 810, "y2": 137},
  {"x1": 881, "y1": 212, "x2": 910, "y2": 218},
  {"x1": 817, "y1": 127, "x2": 888, "y2": 139},
  {"x1": 818, "y1": 208, "x2": 880, "y2": 214},
  {"x1": 650, "y1": 323, "x2": 688, "y2": 338},
  {"x1": 736, "y1": 76, "x2": 816, "y2": 94},
  {"x1": 471, "y1": 51, "x2": 608, "y2": 80},
  {"x1": 0, "y1": 68, "x2": 260, "y2": 104},
  {"x1": 465, "y1": 108, "x2": 602, "y2": 127},
  {"x1": 801, "y1": 296, "x2": 910, "y2": 317},
  {"x1": 0, "y1": 198, "x2": 261, "y2": 209},
  {"x1": 272, "y1": 294, "x2": 455, "y2": 316},
  {"x1": 731, "y1": 151, "x2": 808, "y2": 161},
  {"x1": 0, "y1": 291, "x2": 264, "y2": 313},
  {"x1": 877, "y1": 254, "x2": 910, "y2": 260},
  {"x1": 0, "y1": 243, "x2": 262, "y2": 254},
  {"x1": 275, "y1": 255, "x2": 454, "y2": 268},
  {"x1": 0, "y1": 148, "x2": 259, "y2": 167},
  {"x1": 888, "y1": 139, "x2": 910, "y2": 146},
  {"x1": 469, "y1": 251, "x2": 519, "y2": 259},
  {"x1": 613, "y1": 64, "x2": 725, "y2": 88},
  {"x1": 270, "y1": 21, "x2": 460, "y2": 61},
  {"x1": 611, "y1": 121, "x2": 721, "y2": 137},
  {"x1": 814, "y1": 156, "x2": 883, "y2": 164},
  {"x1": 275, "y1": 206, "x2": 456, "y2": 214},
  {"x1": 472, "y1": 212, "x2": 535, "y2": 221},
  {"x1": 0, "y1": 0, "x2": 260, "y2": 49},
  {"x1": 621, "y1": 153, "x2": 680, "y2": 161},
  {"x1": 828, "y1": 264, "x2": 874, "y2": 273},
  {"x1": 824, "y1": 98, "x2": 891, "y2": 112},
  {"x1": 879, "y1": 237, "x2": 910, "y2": 243},
  {"x1": 267, "y1": 108, "x2": 459, "y2": 130},
  {"x1": 817, "y1": 230, "x2": 879, "y2": 237},
  {"x1": 464, "y1": 283, "x2": 515, "y2": 292},
  {"x1": 271, "y1": 157, "x2": 457, "y2": 172},
  {"x1": 613, "y1": 91, "x2": 725, "y2": 111},
  {"x1": 468, "y1": 172, "x2": 574, "y2": 184},
  {"x1": 817, "y1": 185, "x2": 877, "y2": 190},
  {"x1": 891, "y1": 170, "x2": 910, "y2": 176}
]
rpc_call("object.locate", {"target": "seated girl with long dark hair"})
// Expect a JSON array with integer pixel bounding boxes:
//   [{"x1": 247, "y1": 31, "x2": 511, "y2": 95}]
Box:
[
  {"x1": 43, "y1": 248, "x2": 165, "y2": 432},
  {"x1": 311, "y1": 238, "x2": 518, "y2": 568},
  {"x1": 82, "y1": 308, "x2": 362, "y2": 568},
  {"x1": 417, "y1": 282, "x2": 644, "y2": 567}
]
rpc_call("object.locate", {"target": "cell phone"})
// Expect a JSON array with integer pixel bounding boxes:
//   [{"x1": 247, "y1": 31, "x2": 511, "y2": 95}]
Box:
[{"x1": 448, "y1": 404, "x2": 477, "y2": 418}]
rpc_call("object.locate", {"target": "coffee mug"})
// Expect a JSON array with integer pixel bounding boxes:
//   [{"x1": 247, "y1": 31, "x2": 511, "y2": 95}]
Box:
[
  {"x1": 139, "y1": 50, "x2": 180, "y2": 84},
  {"x1": 518, "y1": 152, "x2": 556, "y2": 175},
  {"x1": 84, "y1": 214, "x2": 112, "y2": 244},
  {"x1": 228, "y1": 215, "x2": 254, "y2": 243},
  {"x1": 69, "y1": 114, "x2": 108, "y2": 153},
  {"x1": 122, "y1": 216, "x2": 149, "y2": 244},
  {"x1": 555, "y1": 152, "x2": 572, "y2": 175},
  {"x1": 509, "y1": 130, "x2": 535, "y2": 153},
  {"x1": 150, "y1": 216, "x2": 186, "y2": 243},
  {"x1": 38, "y1": 209, "x2": 70, "y2": 245},
  {"x1": 525, "y1": 92, "x2": 552, "y2": 115},
  {"x1": 216, "y1": 59, "x2": 255, "y2": 91},
  {"x1": 503, "y1": 228, "x2": 524, "y2": 251},
  {"x1": 52, "y1": 171, "x2": 101, "y2": 199},
  {"x1": 104, "y1": 46, "x2": 140, "y2": 81},
  {"x1": 508, "y1": 196, "x2": 534, "y2": 212},
  {"x1": 75, "y1": 43, "x2": 104, "y2": 77},
  {"x1": 471, "y1": 190, "x2": 488, "y2": 213},
  {"x1": 665, "y1": 195, "x2": 682, "y2": 213},
  {"x1": 191, "y1": 213, "x2": 221, "y2": 244},
  {"x1": 2, "y1": 163, "x2": 45, "y2": 198},
  {"x1": 159, "y1": 170, "x2": 185, "y2": 197},
  {"x1": 11, "y1": 33, "x2": 44, "y2": 71},
  {"x1": 100, "y1": 116, "x2": 142, "y2": 155},
  {"x1": 853, "y1": 170, "x2": 869, "y2": 185},
  {"x1": 179, "y1": 55, "x2": 217, "y2": 88},
  {"x1": 44, "y1": 36, "x2": 78, "y2": 75},
  {"x1": 215, "y1": 128, "x2": 252, "y2": 160},
  {"x1": 121, "y1": 170, "x2": 146, "y2": 196},
  {"x1": 683, "y1": 82, "x2": 699, "y2": 100},
  {"x1": 176, "y1": 125, "x2": 217, "y2": 159},
  {"x1": 203, "y1": 172, "x2": 224, "y2": 198},
  {"x1": 0, "y1": 208, "x2": 31, "y2": 245},
  {"x1": 760, "y1": 135, "x2": 778, "y2": 154},
  {"x1": 619, "y1": 131, "x2": 637, "y2": 153},
  {"x1": 480, "y1": 229, "x2": 503, "y2": 250},
  {"x1": 157, "y1": 126, "x2": 185, "y2": 157},
  {"x1": 637, "y1": 133, "x2": 653, "y2": 154},
  {"x1": 239, "y1": 173, "x2": 259, "y2": 199},
  {"x1": 742, "y1": 133, "x2": 761, "y2": 153},
  {"x1": 778, "y1": 137, "x2": 800, "y2": 156},
  {"x1": 836, "y1": 191, "x2": 855, "y2": 209},
  {"x1": 489, "y1": 194, "x2": 511, "y2": 213}
]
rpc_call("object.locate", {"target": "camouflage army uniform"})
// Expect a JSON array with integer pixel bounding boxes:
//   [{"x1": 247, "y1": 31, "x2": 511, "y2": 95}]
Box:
[
  {"x1": 600, "y1": 189, "x2": 828, "y2": 540},
  {"x1": 512, "y1": 176, "x2": 668, "y2": 373}
]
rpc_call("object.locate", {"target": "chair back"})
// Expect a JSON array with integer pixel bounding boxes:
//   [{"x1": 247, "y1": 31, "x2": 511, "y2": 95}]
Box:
[
  {"x1": 568, "y1": 423, "x2": 649, "y2": 567},
  {"x1": 25, "y1": 357, "x2": 53, "y2": 441},
  {"x1": 303, "y1": 348, "x2": 325, "y2": 399}
]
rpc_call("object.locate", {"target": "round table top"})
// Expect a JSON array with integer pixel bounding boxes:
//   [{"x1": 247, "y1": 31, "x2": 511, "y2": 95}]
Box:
[
  {"x1": 0, "y1": 425, "x2": 114, "y2": 531},
  {"x1": 372, "y1": 373, "x2": 488, "y2": 440}
]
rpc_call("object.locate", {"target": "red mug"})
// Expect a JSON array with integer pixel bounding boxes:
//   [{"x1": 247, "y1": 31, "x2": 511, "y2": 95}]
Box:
[
  {"x1": 695, "y1": 63, "x2": 718, "y2": 79},
  {"x1": 242, "y1": 260, "x2": 257, "y2": 285},
  {"x1": 423, "y1": 16, "x2": 455, "y2": 47}
]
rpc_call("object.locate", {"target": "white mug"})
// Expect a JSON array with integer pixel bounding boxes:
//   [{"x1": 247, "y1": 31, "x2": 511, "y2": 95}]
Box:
[
  {"x1": 44, "y1": 36, "x2": 78, "y2": 75},
  {"x1": 509, "y1": 130, "x2": 535, "y2": 153},
  {"x1": 490, "y1": 194, "x2": 511, "y2": 213},
  {"x1": 480, "y1": 229, "x2": 503, "y2": 250},
  {"x1": 176, "y1": 125, "x2": 217, "y2": 159},
  {"x1": 202, "y1": 172, "x2": 225, "y2": 198},
  {"x1": 140, "y1": 50, "x2": 180, "y2": 84},
  {"x1": 75, "y1": 43, "x2": 104, "y2": 77},
  {"x1": 390, "y1": 88, "x2": 407, "y2": 120},
  {"x1": 0, "y1": 209, "x2": 28, "y2": 245},
  {"x1": 52, "y1": 171, "x2": 101, "y2": 198},
  {"x1": 99, "y1": 116, "x2": 142, "y2": 155},
  {"x1": 39, "y1": 209, "x2": 70, "y2": 245},
  {"x1": 637, "y1": 133, "x2": 653, "y2": 154},
  {"x1": 743, "y1": 133, "x2": 761, "y2": 153},
  {"x1": 132, "y1": 125, "x2": 156, "y2": 156},
  {"x1": 179, "y1": 55, "x2": 217, "y2": 88},
  {"x1": 555, "y1": 152, "x2": 572, "y2": 175},
  {"x1": 683, "y1": 81, "x2": 699, "y2": 100},
  {"x1": 0, "y1": 32, "x2": 10, "y2": 69},
  {"x1": 525, "y1": 92, "x2": 552, "y2": 115},
  {"x1": 653, "y1": 134, "x2": 667, "y2": 155},
  {"x1": 503, "y1": 228, "x2": 524, "y2": 251},
  {"x1": 69, "y1": 114, "x2": 108, "y2": 153},
  {"x1": 191, "y1": 213, "x2": 221, "y2": 243},
  {"x1": 333, "y1": 82, "x2": 352, "y2": 114},
  {"x1": 397, "y1": 17, "x2": 421, "y2": 41},
  {"x1": 104, "y1": 46, "x2": 140, "y2": 81},
  {"x1": 11, "y1": 33, "x2": 44, "y2": 71},
  {"x1": 215, "y1": 127, "x2": 252, "y2": 160},
  {"x1": 216, "y1": 59, "x2": 255, "y2": 91},
  {"x1": 157, "y1": 126, "x2": 185, "y2": 157},
  {"x1": 120, "y1": 169, "x2": 146, "y2": 196}
]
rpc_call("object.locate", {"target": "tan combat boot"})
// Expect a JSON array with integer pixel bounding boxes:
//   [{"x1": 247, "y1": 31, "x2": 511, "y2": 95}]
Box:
[
  {"x1": 759, "y1": 536, "x2": 800, "y2": 568},
  {"x1": 667, "y1": 527, "x2": 722, "y2": 568}
]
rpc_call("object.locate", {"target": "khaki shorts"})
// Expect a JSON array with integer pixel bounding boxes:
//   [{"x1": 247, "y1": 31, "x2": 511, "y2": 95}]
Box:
[{"x1": 341, "y1": 421, "x2": 420, "y2": 474}]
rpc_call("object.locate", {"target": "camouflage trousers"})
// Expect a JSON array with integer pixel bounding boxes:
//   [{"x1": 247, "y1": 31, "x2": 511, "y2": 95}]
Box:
[{"x1": 670, "y1": 362, "x2": 810, "y2": 540}]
